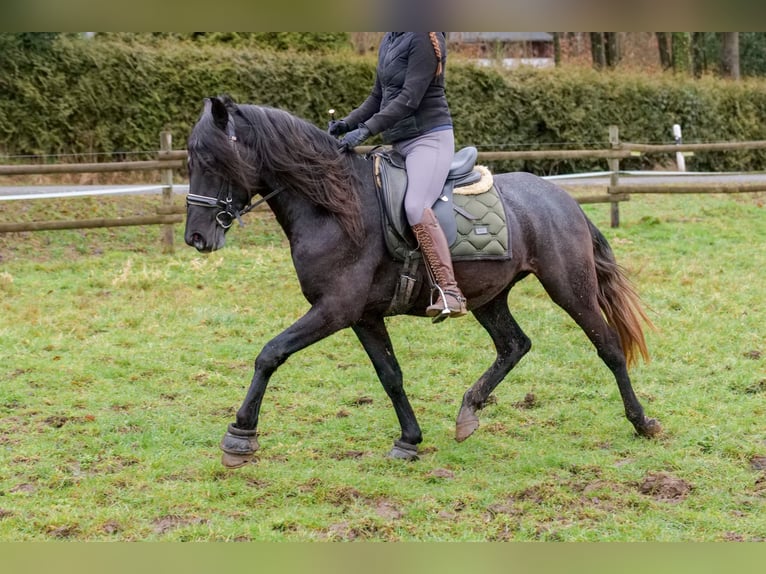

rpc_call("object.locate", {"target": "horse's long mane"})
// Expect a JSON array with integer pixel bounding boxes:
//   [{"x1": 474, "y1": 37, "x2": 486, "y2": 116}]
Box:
[{"x1": 188, "y1": 97, "x2": 365, "y2": 245}]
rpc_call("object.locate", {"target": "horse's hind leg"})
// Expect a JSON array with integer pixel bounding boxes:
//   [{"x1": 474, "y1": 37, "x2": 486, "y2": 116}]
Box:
[
  {"x1": 456, "y1": 289, "x2": 531, "y2": 442},
  {"x1": 536, "y1": 271, "x2": 661, "y2": 438},
  {"x1": 352, "y1": 316, "x2": 422, "y2": 460}
]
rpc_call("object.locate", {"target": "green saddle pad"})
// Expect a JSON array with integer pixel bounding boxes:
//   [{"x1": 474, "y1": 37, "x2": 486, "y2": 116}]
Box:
[{"x1": 450, "y1": 187, "x2": 511, "y2": 261}]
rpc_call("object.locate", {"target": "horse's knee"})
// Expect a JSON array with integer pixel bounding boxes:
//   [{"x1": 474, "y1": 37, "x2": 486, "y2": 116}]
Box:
[{"x1": 255, "y1": 343, "x2": 287, "y2": 373}]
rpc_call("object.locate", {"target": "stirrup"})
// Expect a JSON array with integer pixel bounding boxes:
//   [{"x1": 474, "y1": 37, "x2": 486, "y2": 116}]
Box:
[
  {"x1": 432, "y1": 308, "x2": 450, "y2": 324},
  {"x1": 427, "y1": 285, "x2": 466, "y2": 323},
  {"x1": 427, "y1": 284, "x2": 448, "y2": 322}
]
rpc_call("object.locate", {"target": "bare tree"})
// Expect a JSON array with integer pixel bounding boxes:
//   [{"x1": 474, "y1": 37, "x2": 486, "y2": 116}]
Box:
[
  {"x1": 590, "y1": 32, "x2": 605, "y2": 69},
  {"x1": 691, "y1": 32, "x2": 707, "y2": 77},
  {"x1": 656, "y1": 32, "x2": 672, "y2": 70},
  {"x1": 552, "y1": 32, "x2": 561, "y2": 66},
  {"x1": 671, "y1": 33, "x2": 692, "y2": 74},
  {"x1": 720, "y1": 32, "x2": 740, "y2": 79},
  {"x1": 604, "y1": 33, "x2": 620, "y2": 68}
]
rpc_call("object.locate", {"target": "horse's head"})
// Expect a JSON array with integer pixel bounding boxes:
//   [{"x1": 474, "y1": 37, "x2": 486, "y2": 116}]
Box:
[{"x1": 184, "y1": 97, "x2": 252, "y2": 253}]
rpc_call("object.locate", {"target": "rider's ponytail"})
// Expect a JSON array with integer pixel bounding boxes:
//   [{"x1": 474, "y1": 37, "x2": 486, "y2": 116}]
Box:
[{"x1": 429, "y1": 32, "x2": 443, "y2": 77}]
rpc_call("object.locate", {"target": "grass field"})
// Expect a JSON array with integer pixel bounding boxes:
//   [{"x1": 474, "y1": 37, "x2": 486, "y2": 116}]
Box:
[{"x1": 0, "y1": 190, "x2": 764, "y2": 541}]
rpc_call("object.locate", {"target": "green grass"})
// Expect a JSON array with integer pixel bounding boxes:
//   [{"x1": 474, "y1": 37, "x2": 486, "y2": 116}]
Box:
[{"x1": 0, "y1": 192, "x2": 765, "y2": 541}]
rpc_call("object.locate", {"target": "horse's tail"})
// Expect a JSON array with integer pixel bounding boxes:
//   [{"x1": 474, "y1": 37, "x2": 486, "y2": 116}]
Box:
[{"x1": 588, "y1": 219, "x2": 655, "y2": 368}]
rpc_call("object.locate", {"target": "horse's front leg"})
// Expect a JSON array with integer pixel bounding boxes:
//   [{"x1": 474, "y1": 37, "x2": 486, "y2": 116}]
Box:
[
  {"x1": 220, "y1": 306, "x2": 349, "y2": 468},
  {"x1": 352, "y1": 316, "x2": 422, "y2": 460},
  {"x1": 218, "y1": 357, "x2": 272, "y2": 469}
]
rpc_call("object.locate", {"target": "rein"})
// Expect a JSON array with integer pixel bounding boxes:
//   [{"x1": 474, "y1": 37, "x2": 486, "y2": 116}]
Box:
[{"x1": 186, "y1": 111, "x2": 283, "y2": 229}]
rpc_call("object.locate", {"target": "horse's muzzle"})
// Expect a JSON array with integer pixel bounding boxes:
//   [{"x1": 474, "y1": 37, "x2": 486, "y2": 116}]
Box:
[
  {"x1": 187, "y1": 232, "x2": 209, "y2": 252},
  {"x1": 186, "y1": 231, "x2": 225, "y2": 253}
]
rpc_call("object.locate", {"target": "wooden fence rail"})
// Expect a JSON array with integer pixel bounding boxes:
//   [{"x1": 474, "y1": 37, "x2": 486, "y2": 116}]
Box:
[
  {"x1": 0, "y1": 131, "x2": 185, "y2": 252},
  {"x1": 0, "y1": 159, "x2": 184, "y2": 176},
  {"x1": 2, "y1": 127, "x2": 766, "y2": 246}
]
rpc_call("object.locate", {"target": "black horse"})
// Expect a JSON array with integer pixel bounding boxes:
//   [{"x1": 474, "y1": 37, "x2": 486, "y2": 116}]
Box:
[{"x1": 184, "y1": 96, "x2": 661, "y2": 468}]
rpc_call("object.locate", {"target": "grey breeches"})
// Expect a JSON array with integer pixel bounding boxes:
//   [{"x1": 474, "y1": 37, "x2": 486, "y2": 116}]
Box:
[{"x1": 394, "y1": 128, "x2": 455, "y2": 226}]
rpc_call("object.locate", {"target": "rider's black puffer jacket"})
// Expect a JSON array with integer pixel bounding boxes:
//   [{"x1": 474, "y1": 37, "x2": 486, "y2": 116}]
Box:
[{"x1": 343, "y1": 32, "x2": 453, "y2": 144}]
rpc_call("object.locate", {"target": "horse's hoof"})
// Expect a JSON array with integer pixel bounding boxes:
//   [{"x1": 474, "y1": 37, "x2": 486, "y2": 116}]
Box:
[
  {"x1": 387, "y1": 440, "x2": 419, "y2": 460},
  {"x1": 637, "y1": 417, "x2": 663, "y2": 438},
  {"x1": 221, "y1": 451, "x2": 255, "y2": 468},
  {"x1": 455, "y1": 407, "x2": 479, "y2": 442},
  {"x1": 220, "y1": 424, "x2": 259, "y2": 468}
]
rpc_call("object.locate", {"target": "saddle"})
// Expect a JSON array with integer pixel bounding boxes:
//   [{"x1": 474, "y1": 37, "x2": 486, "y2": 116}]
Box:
[{"x1": 372, "y1": 146, "x2": 511, "y2": 263}]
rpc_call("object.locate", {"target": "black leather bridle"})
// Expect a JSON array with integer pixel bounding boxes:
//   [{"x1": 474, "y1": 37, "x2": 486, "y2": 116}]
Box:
[{"x1": 185, "y1": 112, "x2": 281, "y2": 230}]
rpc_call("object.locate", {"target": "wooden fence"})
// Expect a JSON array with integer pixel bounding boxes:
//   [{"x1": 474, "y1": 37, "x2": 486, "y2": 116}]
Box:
[
  {"x1": 0, "y1": 131, "x2": 185, "y2": 252},
  {"x1": 3, "y1": 128, "x2": 766, "y2": 250}
]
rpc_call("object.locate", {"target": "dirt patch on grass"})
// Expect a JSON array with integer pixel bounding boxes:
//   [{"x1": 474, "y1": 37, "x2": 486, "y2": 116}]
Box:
[
  {"x1": 513, "y1": 392, "x2": 538, "y2": 409},
  {"x1": 351, "y1": 396, "x2": 374, "y2": 406},
  {"x1": 753, "y1": 473, "x2": 766, "y2": 495},
  {"x1": 324, "y1": 485, "x2": 364, "y2": 506},
  {"x1": 638, "y1": 471, "x2": 692, "y2": 502},
  {"x1": 484, "y1": 468, "x2": 636, "y2": 536},
  {"x1": 429, "y1": 468, "x2": 455, "y2": 480},
  {"x1": 10, "y1": 483, "x2": 37, "y2": 494},
  {"x1": 374, "y1": 500, "x2": 403, "y2": 520},
  {"x1": 322, "y1": 518, "x2": 399, "y2": 541},
  {"x1": 46, "y1": 524, "x2": 80, "y2": 539},
  {"x1": 330, "y1": 450, "x2": 367, "y2": 460},
  {"x1": 744, "y1": 379, "x2": 766, "y2": 394},
  {"x1": 480, "y1": 466, "x2": 697, "y2": 539},
  {"x1": 101, "y1": 520, "x2": 122, "y2": 535},
  {"x1": 152, "y1": 515, "x2": 207, "y2": 535},
  {"x1": 311, "y1": 484, "x2": 405, "y2": 540}
]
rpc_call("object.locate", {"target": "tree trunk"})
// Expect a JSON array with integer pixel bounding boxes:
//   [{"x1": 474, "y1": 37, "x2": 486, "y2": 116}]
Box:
[
  {"x1": 656, "y1": 32, "x2": 672, "y2": 70},
  {"x1": 720, "y1": 32, "x2": 740, "y2": 79},
  {"x1": 671, "y1": 32, "x2": 692, "y2": 74},
  {"x1": 590, "y1": 32, "x2": 605, "y2": 69},
  {"x1": 604, "y1": 32, "x2": 620, "y2": 68},
  {"x1": 691, "y1": 32, "x2": 707, "y2": 78},
  {"x1": 552, "y1": 32, "x2": 561, "y2": 66}
]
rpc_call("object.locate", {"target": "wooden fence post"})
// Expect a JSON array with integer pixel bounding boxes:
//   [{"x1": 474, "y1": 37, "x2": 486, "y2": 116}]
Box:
[
  {"x1": 160, "y1": 130, "x2": 175, "y2": 253},
  {"x1": 608, "y1": 125, "x2": 621, "y2": 228}
]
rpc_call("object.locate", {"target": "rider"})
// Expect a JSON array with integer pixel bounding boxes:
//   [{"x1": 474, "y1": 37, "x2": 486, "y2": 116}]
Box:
[{"x1": 329, "y1": 32, "x2": 466, "y2": 322}]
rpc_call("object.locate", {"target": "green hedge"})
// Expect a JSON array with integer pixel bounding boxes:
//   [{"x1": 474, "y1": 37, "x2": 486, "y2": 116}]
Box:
[{"x1": 3, "y1": 35, "x2": 766, "y2": 174}]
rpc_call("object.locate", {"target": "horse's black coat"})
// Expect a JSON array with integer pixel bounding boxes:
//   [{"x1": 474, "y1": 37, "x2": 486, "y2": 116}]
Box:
[{"x1": 184, "y1": 96, "x2": 661, "y2": 467}]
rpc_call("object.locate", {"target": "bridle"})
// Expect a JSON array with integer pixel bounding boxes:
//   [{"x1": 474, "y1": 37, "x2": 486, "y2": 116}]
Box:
[
  {"x1": 185, "y1": 181, "x2": 281, "y2": 230},
  {"x1": 185, "y1": 111, "x2": 282, "y2": 230}
]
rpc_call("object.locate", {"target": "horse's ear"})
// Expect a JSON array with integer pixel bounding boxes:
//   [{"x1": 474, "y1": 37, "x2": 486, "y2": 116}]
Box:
[{"x1": 208, "y1": 96, "x2": 229, "y2": 132}]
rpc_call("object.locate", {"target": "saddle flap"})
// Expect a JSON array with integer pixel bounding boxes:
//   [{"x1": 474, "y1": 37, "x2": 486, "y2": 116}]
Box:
[
  {"x1": 374, "y1": 151, "x2": 413, "y2": 246},
  {"x1": 374, "y1": 149, "x2": 456, "y2": 248}
]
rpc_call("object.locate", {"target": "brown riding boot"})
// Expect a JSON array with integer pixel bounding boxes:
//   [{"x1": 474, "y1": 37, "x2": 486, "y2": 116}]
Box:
[{"x1": 411, "y1": 208, "x2": 467, "y2": 323}]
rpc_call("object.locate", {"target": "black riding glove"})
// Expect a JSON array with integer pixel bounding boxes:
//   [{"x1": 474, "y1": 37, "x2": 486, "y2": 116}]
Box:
[
  {"x1": 338, "y1": 124, "x2": 371, "y2": 152},
  {"x1": 327, "y1": 119, "x2": 350, "y2": 137}
]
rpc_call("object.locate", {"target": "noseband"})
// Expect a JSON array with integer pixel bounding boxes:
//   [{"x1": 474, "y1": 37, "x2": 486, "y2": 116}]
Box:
[{"x1": 186, "y1": 111, "x2": 282, "y2": 230}]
